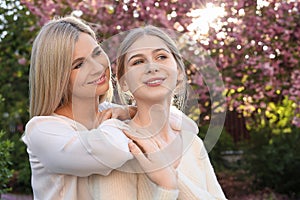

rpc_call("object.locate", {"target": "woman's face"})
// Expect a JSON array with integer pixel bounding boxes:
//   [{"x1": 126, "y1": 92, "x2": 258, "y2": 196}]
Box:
[
  {"x1": 70, "y1": 32, "x2": 110, "y2": 99},
  {"x1": 121, "y1": 35, "x2": 178, "y2": 102}
]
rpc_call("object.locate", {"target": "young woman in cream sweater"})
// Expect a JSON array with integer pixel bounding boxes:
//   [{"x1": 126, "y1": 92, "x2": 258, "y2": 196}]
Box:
[{"x1": 113, "y1": 25, "x2": 228, "y2": 199}]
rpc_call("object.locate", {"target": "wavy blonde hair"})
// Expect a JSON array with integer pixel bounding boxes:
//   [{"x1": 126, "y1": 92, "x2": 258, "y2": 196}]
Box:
[{"x1": 29, "y1": 16, "x2": 111, "y2": 118}]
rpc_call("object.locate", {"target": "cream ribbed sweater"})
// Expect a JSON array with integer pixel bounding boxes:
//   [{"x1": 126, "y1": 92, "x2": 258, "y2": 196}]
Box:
[{"x1": 88, "y1": 129, "x2": 227, "y2": 200}]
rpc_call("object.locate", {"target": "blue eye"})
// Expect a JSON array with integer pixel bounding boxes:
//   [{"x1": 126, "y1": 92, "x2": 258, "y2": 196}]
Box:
[
  {"x1": 157, "y1": 55, "x2": 167, "y2": 60},
  {"x1": 132, "y1": 59, "x2": 144, "y2": 66}
]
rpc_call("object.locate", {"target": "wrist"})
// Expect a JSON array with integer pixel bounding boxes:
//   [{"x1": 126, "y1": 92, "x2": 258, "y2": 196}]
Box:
[{"x1": 151, "y1": 168, "x2": 178, "y2": 190}]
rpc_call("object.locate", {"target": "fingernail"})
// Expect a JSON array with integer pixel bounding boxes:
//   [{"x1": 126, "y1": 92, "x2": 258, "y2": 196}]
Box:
[{"x1": 128, "y1": 141, "x2": 135, "y2": 148}]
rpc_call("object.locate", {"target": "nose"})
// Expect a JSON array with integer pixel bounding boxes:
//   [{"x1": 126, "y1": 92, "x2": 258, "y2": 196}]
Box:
[
  {"x1": 145, "y1": 62, "x2": 160, "y2": 74},
  {"x1": 90, "y1": 57, "x2": 107, "y2": 74}
]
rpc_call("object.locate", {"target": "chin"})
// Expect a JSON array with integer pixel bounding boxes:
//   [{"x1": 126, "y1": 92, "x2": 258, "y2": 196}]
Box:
[
  {"x1": 96, "y1": 83, "x2": 110, "y2": 96},
  {"x1": 136, "y1": 91, "x2": 172, "y2": 102}
]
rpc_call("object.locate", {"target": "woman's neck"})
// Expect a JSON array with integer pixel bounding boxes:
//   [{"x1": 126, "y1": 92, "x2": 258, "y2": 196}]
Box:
[
  {"x1": 55, "y1": 97, "x2": 99, "y2": 130},
  {"x1": 131, "y1": 100, "x2": 174, "y2": 143}
]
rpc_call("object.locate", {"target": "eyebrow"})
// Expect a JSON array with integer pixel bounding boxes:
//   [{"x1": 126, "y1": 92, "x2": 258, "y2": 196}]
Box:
[
  {"x1": 72, "y1": 46, "x2": 101, "y2": 66},
  {"x1": 127, "y1": 48, "x2": 170, "y2": 64}
]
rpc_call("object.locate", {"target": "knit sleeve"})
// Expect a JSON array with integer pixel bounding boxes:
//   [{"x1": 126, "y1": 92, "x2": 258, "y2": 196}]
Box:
[
  {"x1": 176, "y1": 137, "x2": 227, "y2": 200},
  {"x1": 23, "y1": 117, "x2": 133, "y2": 177},
  {"x1": 154, "y1": 187, "x2": 179, "y2": 200},
  {"x1": 137, "y1": 174, "x2": 179, "y2": 200},
  {"x1": 177, "y1": 170, "x2": 226, "y2": 200}
]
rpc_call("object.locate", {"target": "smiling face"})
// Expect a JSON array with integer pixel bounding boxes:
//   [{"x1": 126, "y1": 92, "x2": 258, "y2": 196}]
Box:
[
  {"x1": 70, "y1": 32, "x2": 110, "y2": 99},
  {"x1": 120, "y1": 35, "x2": 178, "y2": 102}
]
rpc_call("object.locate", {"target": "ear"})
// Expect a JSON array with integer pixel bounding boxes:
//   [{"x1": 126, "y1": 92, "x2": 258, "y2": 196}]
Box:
[
  {"x1": 119, "y1": 76, "x2": 129, "y2": 92},
  {"x1": 176, "y1": 70, "x2": 184, "y2": 86},
  {"x1": 122, "y1": 81, "x2": 129, "y2": 92}
]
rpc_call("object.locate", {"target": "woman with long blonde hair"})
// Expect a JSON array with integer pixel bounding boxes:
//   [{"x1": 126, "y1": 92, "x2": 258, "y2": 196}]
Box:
[{"x1": 23, "y1": 16, "x2": 139, "y2": 199}]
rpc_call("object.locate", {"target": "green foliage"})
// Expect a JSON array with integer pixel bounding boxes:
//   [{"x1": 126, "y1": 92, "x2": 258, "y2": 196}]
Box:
[
  {"x1": 0, "y1": 0, "x2": 37, "y2": 133},
  {"x1": 253, "y1": 96, "x2": 297, "y2": 134},
  {"x1": 8, "y1": 134, "x2": 32, "y2": 194},
  {"x1": 0, "y1": 0, "x2": 37, "y2": 194},
  {"x1": 241, "y1": 97, "x2": 300, "y2": 197},
  {"x1": 0, "y1": 131, "x2": 14, "y2": 194},
  {"x1": 242, "y1": 126, "x2": 300, "y2": 197}
]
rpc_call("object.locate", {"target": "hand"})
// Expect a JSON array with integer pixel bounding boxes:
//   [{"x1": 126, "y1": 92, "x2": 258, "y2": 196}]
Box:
[
  {"x1": 96, "y1": 109, "x2": 113, "y2": 125},
  {"x1": 110, "y1": 106, "x2": 137, "y2": 120},
  {"x1": 96, "y1": 105, "x2": 137, "y2": 125},
  {"x1": 124, "y1": 130, "x2": 178, "y2": 190}
]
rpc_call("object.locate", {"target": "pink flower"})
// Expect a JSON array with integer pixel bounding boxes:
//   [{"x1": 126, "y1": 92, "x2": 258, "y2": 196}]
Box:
[{"x1": 18, "y1": 57, "x2": 27, "y2": 65}]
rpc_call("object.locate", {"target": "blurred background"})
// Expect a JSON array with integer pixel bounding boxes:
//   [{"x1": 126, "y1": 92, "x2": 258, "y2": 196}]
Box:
[{"x1": 0, "y1": 0, "x2": 299, "y2": 199}]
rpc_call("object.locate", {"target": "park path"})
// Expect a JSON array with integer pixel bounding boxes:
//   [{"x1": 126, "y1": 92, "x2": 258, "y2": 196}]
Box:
[{"x1": 1, "y1": 194, "x2": 32, "y2": 200}]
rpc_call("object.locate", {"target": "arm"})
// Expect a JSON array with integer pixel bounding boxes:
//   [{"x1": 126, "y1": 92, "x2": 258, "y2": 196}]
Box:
[
  {"x1": 168, "y1": 107, "x2": 227, "y2": 199},
  {"x1": 23, "y1": 116, "x2": 133, "y2": 177},
  {"x1": 177, "y1": 136, "x2": 227, "y2": 200}
]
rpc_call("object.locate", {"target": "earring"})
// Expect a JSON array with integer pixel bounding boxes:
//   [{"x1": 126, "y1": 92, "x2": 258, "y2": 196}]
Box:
[{"x1": 174, "y1": 79, "x2": 186, "y2": 111}]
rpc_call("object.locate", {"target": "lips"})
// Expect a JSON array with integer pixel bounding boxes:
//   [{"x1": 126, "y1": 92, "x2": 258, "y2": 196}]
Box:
[
  {"x1": 88, "y1": 73, "x2": 107, "y2": 85},
  {"x1": 144, "y1": 77, "x2": 166, "y2": 86}
]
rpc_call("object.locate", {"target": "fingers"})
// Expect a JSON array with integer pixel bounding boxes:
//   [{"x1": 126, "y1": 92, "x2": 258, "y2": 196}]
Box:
[
  {"x1": 110, "y1": 107, "x2": 131, "y2": 120},
  {"x1": 123, "y1": 130, "x2": 161, "y2": 155},
  {"x1": 111, "y1": 111, "x2": 118, "y2": 119},
  {"x1": 128, "y1": 141, "x2": 142, "y2": 155},
  {"x1": 111, "y1": 107, "x2": 122, "y2": 119},
  {"x1": 97, "y1": 109, "x2": 113, "y2": 124},
  {"x1": 122, "y1": 129, "x2": 134, "y2": 140},
  {"x1": 128, "y1": 141, "x2": 150, "y2": 166}
]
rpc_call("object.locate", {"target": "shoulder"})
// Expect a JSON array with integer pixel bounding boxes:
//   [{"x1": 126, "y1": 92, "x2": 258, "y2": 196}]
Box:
[
  {"x1": 26, "y1": 115, "x2": 66, "y2": 128},
  {"x1": 169, "y1": 106, "x2": 199, "y2": 134},
  {"x1": 23, "y1": 115, "x2": 73, "y2": 145},
  {"x1": 25, "y1": 115, "x2": 76, "y2": 135},
  {"x1": 99, "y1": 118, "x2": 128, "y2": 130},
  {"x1": 169, "y1": 107, "x2": 209, "y2": 158}
]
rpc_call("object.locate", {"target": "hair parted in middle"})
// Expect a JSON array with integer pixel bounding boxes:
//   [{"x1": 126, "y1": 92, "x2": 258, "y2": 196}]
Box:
[
  {"x1": 29, "y1": 15, "x2": 112, "y2": 118},
  {"x1": 115, "y1": 25, "x2": 187, "y2": 110}
]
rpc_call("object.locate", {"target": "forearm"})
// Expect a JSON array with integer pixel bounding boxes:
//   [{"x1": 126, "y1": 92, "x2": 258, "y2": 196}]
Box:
[
  {"x1": 23, "y1": 118, "x2": 133, "y2": 176},
  {"x1": 99, "y1": 101, "x2": 137, "y2": 120}
]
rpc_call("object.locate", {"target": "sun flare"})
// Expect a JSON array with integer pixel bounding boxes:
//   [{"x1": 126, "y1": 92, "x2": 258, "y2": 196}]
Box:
[{"x1": 186, "y1": 3, "x2": 226, "y2": 39}]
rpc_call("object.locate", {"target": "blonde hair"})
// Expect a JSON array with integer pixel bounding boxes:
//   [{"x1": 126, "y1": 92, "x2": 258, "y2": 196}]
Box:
[
  {"x1": 116, "y1": 25, "x2": 187, "y2": 110},
  {"x1": 29, "y1": 16, "x2": 111, "y2": 118}
]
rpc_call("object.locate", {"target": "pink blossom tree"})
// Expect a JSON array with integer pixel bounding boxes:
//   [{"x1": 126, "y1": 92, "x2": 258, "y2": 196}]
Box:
[
  {"x1": 21, "y1": 0, "x2": 300, "y2": 129},
  {"x1": 200, "y1": 0, "x2": 300, "y2": 129}
]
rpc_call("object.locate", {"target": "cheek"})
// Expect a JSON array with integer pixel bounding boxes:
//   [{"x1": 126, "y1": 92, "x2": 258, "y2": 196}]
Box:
[
  {"x1": 169, "y1": 61, "x2": 180, "y2": 80},
  {"x1": 124, "y1": 68, "x2": 144, "y2": 93},
  {"x1": 105, "y1": 67, "x2": 110, "y2": 78},
  {"x1": 125, "y1": 67, "x2": 143, "y2": 82},
  {"x1": 69, "y1": 71, "x2": 78, "y2": 88},
  {"x1": 161, "y1": 61, "x2": 178, "y2": 78}
]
